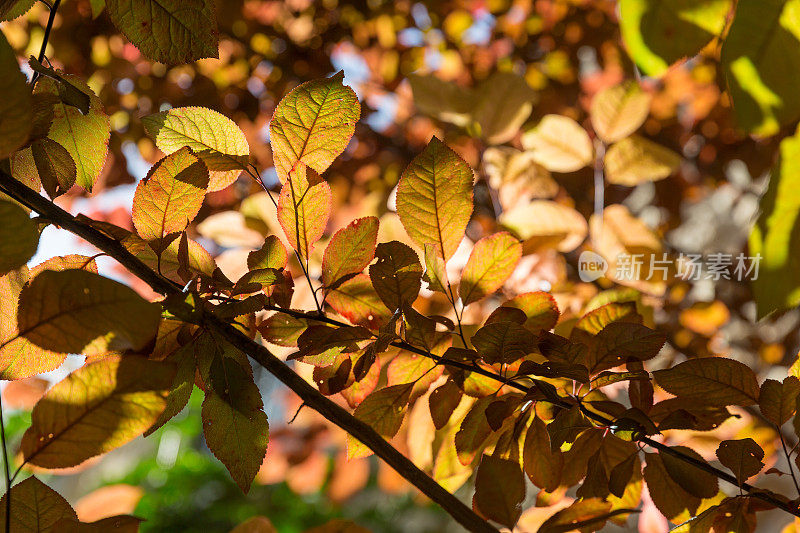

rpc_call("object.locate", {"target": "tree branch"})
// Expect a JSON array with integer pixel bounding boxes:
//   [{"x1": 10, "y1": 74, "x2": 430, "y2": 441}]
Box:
[{"x1": 0, "y1": 173, "x2": 499, "y2": 533}]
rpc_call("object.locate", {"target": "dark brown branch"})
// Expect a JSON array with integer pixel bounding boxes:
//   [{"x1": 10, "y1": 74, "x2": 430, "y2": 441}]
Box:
[{"x1": 0, "y1": 174, "x2": 498, "y2": 533}]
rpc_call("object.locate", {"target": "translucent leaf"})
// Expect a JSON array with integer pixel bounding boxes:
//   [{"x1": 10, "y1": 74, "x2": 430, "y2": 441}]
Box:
[
  {"x1": 471, "y1": 321, "x2": 537, "y2": 365},
  {"x1": 482, "y1": 147, "x2": 558, "y2": 211},
  {"x1": 269, "y1": 72, "x2": 360, "y2": 183},
  {"x1": 326, "y1": 274, "x2": 390, "y2": 329},
  {"x1": 454, "y1": 396, "x2": 494, "y2": 465},
  {"x1": 353, "y1": 383, "x2": 413, "y2": 439},
  {"x1": 0, "y1": 476, "x2": 77, "y2": 531},
  {"x1": 499, "y1": 200, "x2": 587, "y2": 253},
  {"x1": 422, "y1": 243, "x2": 449, "y2": 294},
  {"x1": 523, "y1": 415, "x2": 563, "y2": 492},
  {"x1": 721, "y1": 0, "x2": 800, "y2": 135},
  {"x1": 716, "y1": 438, "x2": 765, "y2": 484},
  {"x1": 368, "y1": 241, "x2": 422, "y2": 311},
  {"x1": 0, "y1": 0, "x2": 36, "y2": 21},
  {"x1": 395, "y1": 137, "x2": 474, "y2": 261},
  {"x1": 132, "y1": 147, "x2": 209, "y2": 253},
  {"x1": 587, "y1": 322, "x2": 665, "y2": 373},
  {"x1": 106, "y1": 0, "x2": 218, "y2": 64},
  {"x1": 459, "y1": 232, "x2": 521, "y2": 306},
  {"x1": 0, "y1": 30, "x2": 32, "y2": 158},
  {"x1": 604, "y1": 135, "x2": 680, "y2": 186},
  {"x1": 31, "y1": 138, "x2": 77, "y2": 199},
  {"x1": 322, "y1": 216, "x2": 379, "y2": 288},
  {"x1": 0, "y1": 198, "x2": 39, "y2": 275},
  {"x1": 590, "y1": 81, "x2": 652, "y2": 144},
  {"x1": 247, "y1": 236, "x2": 288, "y2": 271},
  {"x1": 18, "y1": 269, "x2": 161, "y2": 355},
  {"x1": 521, "y1": 115, "x2": 593, "y2": 173},
  {"x1": 538, "y1": 498, "x2": 621, "y2": 533},
  {"x1": 653, "y1": 357, "x2": 759, "y2": 407},
  {"x1": 142, "y1": 107, "x2": 249, "y2": 191},
  {"x1": 619, "y1": 0, "x2": 732, "y2": 77},
  {"x1": 488, "y1": 292, "x2": 559, "y2": 334},
  {"x1": 258, "y1": 313, "x2": 307, "y2": 347},
  {"x1": 277, "y1": 163, "x2": 332, "y2": 261},
  {"x1": 472, "y1": 454, "x2": 525, "y2": 529},
  {"x1": 21, "y1": 356, "x2": 174, "y2": 468},
  {"x1": 759, "y1": 377, "x2": 800, "y2": 426},
  {"x1": 34, "y1": 75, "x2": 109, "y2": 191},
  {"x1": 144, "y1": 343, "x2": 196, "y2": 436}
]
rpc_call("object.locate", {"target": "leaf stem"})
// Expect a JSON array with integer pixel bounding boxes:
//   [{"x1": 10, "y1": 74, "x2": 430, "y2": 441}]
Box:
[
  {"x1": 0, "y1": 391, "x2": 10, "y2": 532},
  {"x1": 780, "y1": 432, "x2": 800, "y2": 496},
  {"x1": 32, "y1": 0, "x2": 61, "y2": 83}
]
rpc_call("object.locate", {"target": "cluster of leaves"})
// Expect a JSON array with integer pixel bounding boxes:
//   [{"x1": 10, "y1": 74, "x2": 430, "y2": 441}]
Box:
[{"x1": 3, "y1": 0, "x2": 800, "y2": 532}]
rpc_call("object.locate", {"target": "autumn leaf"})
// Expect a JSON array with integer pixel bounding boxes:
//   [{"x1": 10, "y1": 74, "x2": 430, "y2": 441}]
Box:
[
  {"x1": 653, "y1": 357, "x2": 760, "y2": 407},
  {"x1": 459, "y1": 232, "x2": 521, "y2": 306},
  {"x1": 604, "y1": 135, "x2": 681, "y2": 186},
  {"x1": 521, "y1": 114, "x2": 593, "y2": 173},
  {"x1": 0, "y1": 476, "x2": 77, "y2": 531},
  {"x1": 21, "y1": 356, "x2": 174, "y2": 468},
  {"x1": 499, "y1": 200, "x2": 588, "y2": 253},
  {"x1": 326, "y1": 274, "x2": 391, "y2": 329},
  {"x1": 660, "y1": 446, "x2": 719, "y2": 498},
  {"x1": 18, "y1": 269, "x2": 161, "y2": 356},
  {"x1": 31, "y1": 138, "x2": 77, "y2": 199},
  {"x1": 106, "y1": 0, "x2": 219, "y2": 64},
  {"x1": 269, "y1": 72, "x2": 360, "y2": 183},
  {"x1": 0, "y1": 198, "x2": 39, "y2": 275},
  {"x1": 587, "y1": 322, "x2": 666, "y2": 373},
  {"x1": 0, "y1": 30, "x2": 32, "y2": 158},
  {"x1": 472, "y1": 454, "x2": 525, "y2": 529},
  {"x1": 322, "y1": 216, "x2": 379, "y2": 288},
  {"x1": 590, "y1": 81, "x2": 651, "y2": 144},
  {"x1": 142, "y1": 107, "x2": 249, "y2": 191},
  {"x1": 277, "y1": 162, "x2": 332, "y2": 261},
  {"x1": 759, "y1": 377, "x2": 800, "y2": 426},
  {"x1": 716, "y1": 438, "x2": 765, "y2": 484},
  {"x1": 368, "y1": 241, "x2": 422, "y2": 311},
  {"x1": 471, "y1": 320, "x2": 538, "y2": 365},
  {"x1": 487, "y1": 292, "x2": 559, "y2": 334},
  {"x1": 429, "y1": 380, "x2": 462, "y2": 430},
  {"x1": 353, "y1": 383, "x2": 413, "y2": 439},
  {"x1": 395, "y1": 137, "x2": 474, "y2": 261},
  {"x1": 248, "y1": 235, "x2": 288, "y2": 271},
  {"x1": 258, "y1": 313, "x2": 308, "y2": 347},
  {"x1": 523, "y1": 415, "x2": 563, "y2": 492},
  {"x1": 643, "y1": 452, "x2": 701, "y2": 520},
  {"x1": 132, "y1": 147, "x2": 209, "y2": 253},
  {"x1": 423, "y1": 243, "x2": 449, "y2": 294}
]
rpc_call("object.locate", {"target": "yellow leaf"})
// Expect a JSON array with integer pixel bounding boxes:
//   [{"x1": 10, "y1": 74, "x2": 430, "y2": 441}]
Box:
[
  {"x1": 604, "y1": 135, "x2": 680, "y2": 186},
  {"x1": 459, "y1": 232, "x2": 521, "y2": 306},
  {"x1": 0, "y1": 198, "x2": 39, "y2": 275},
  {"x1": 590, "y1": 81, "x2": 652, "y2": 144},
  {"x1": 277, "y1": 163, "x2": 332, "y2": 261},
  {"x1": 653, "y1": 357, "x2": 759, "y2": 407},
  {"x1": 499, "y1": 200, "x2": 587, "y2": 253},
  {"x1": 521, "y1": 114, "x2": 593, "y2": 173},
  {"x1": 0, "y1": 31, "x2": 32, "y2": 158}
]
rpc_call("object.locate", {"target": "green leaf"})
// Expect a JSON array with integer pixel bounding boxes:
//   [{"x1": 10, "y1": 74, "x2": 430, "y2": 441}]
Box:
[
  {"x1": 269, "y1": 72, "x2": 360, "y2": 183},
  {"x1": 590, "y1": 81, "x2": 652, "y2": 144},
  {"x1": 132, "y1": 147, "x2": 209, "y2": 253},
  {"x1": 471, "y1": 320, "x2": 538, "y2": 365},
  {"x1": 716, "y1": 438, "x2": 765, "y2": 484},
  {"x1": 0, "y1": 476, "x2": 77, "y2": 532},
  {"x1": 18, "y1": 269, "x2": 161, "y2": 355},
  {"x1": 368, "y1": 241, "x2": 422, "y2": 311},
  {"x1": 459, "y1": 232, "x2": 521, "y2": 306},
  {"x1": 653, "y1": 357, "x2": 759, "y2": 407},
  {"x1": 322, "y1": 216, "x2": 379, "y2": 288},
  {"x1": 142, "y1": 106, "x2": 249, "y2": 191},
  {"x1": 422, "y1": 243, "x2": 448, "y2": 294},
  {"x1": 31, "y1": 138, "x2": 77, "y2": 199},
  {"x1": 106, "y1": 0, "x2": 219, "y2": 64},
  {"x1": 0, "y1": 30, "x2": 32, "y2": 158},
  {"x1": 145, "y1": 343, "x2": 196, "y2": 436},
  {"x1": 258, "y1": 313, "x2": 307, "y2": 347},
  {"x1": 0, "y1": 0, "x2": 36, "y2": 21},
  {"x1": 277, "y1": 162, "x2": 332, "y2": 261},
  {"x1": 604, "y1": 135, "x2": 681, "y2": 186},
  {"x1": 523, "y1": 415, "x2": 563, "y2": 491},
  {"x1": 721, "y1": 0, "x2": 800, "y2": 135},
  {"x1": 487, "y1": 291, "x2": 560, "y2": 334},
  {"x1": 202, "y1": 342, "x2": 269, "y2": 492},
  {"x1": 750, "y1": 127, "x2": 800, "y2": 317},
  {"x1": 353, "y1": 383, "x2": 413, "y2": 439},
  {"x1": 396, "y1": 137, "x2": 474, "y2": 261},
  {"x1": 472, "y1": 454, "x2": 525, "y2": 529},
  {"x1": 0, "y1": 198, "x2": 39, "y2": 275},
  {"x1": 247, "y1": 235, "x2": 288, "y2": 271},
  {"x1": 21, "y1": 356, "x2": 175, "y2": 468},
  {"x1": 521, "y1": 115, "x2": 593, "y2": 173},
  {"x1": 660, "y1": 446, "x2": 719, "y2": 498},
  {"x1": 759, "y1": 377, "x2": 800, "y2": 426},
  {"x1": 454, "y1": 396, "x2": 494, "y2": 465},
  {"x1": 34, "y1": 75, "x2": 110, "y2": 191},
  {"x1": 619, "y1": 0, "x2": 731, "y2": 77}
]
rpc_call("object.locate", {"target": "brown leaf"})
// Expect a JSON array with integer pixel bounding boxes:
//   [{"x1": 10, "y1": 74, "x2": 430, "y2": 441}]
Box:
[
  {"x1": 716, "y1": 438, "x2": 765, "y2": 484},
  {"x1": 472, "y1": 454, "x2": 525, "y2": 529}
]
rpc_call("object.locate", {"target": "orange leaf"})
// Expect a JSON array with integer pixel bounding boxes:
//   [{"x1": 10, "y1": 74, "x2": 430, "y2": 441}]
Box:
[
  {"x1": 322, "y1": 216, "x2": 379, "y2": 288},
  {"x1": 277, "y1": 163, "x2": 332, "y2": 261},
  {"x1": 653, "y1": 357, "x2": 759, "y2": 407},
  {"x1": 472, "y1": 454, "x2": 525, "y2": 529},
  {"x1": 459, "y1": 232, "x2": 521, "y2": 306}
]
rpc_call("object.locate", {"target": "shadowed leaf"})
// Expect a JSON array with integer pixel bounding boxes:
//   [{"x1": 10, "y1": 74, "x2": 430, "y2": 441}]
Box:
[
  {"x1": 0, "y1": 476, "x2": 77, "y2": 532},
  {"x1": 472, "y1": 454, "x2": 525, "y2": 529},
  {"x1": 653, "y1": 357, "x2": 759, "y2": 407},
  {"x1": 716, "y1": 438, "x2": 765, "y2": 484},
  {"x1": 0, "y1": 198, "x2": 39, "y2": 275},
  {"x1": 523, "y1": 415, "x2": 563, "y2": 491},
  {"x1": 0, "y1": 30, "x2": 32, "y2": 158},
  {"x1": 369, "y1": 241, "x2": 422, "y2": 311}
]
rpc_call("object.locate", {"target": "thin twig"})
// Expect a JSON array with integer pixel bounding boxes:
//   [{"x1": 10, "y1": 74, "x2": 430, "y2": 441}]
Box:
[
  {"x1": 0, "y1": 392, "x2": 11, "y2": 531},
  {"x1": 32, "y1": 0, "x2": 61, "y2": 83},
  {"x1": 780, "y1": 432, "x2": 800, "y2": 497}
]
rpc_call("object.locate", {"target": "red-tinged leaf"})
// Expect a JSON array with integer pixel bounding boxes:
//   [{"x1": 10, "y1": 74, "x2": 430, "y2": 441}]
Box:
[
  {"x1": 368, "y1": 241, "x2": 422, "y2": 311},
  {"x1": 29, "y1": 255, "x2": 98, "y2": 278},
  {"x1": 353, "y1": 383, "x2": 414, "y2": 439},
  {"x1": 132, "y1": 147, "x2": 209, "y2": 253},
  {"x1": 459, "y1": 232, "x2": 521, "y2": 306},
  {"x1": 387, "y1": 352, "x2": 442, "y2": 399},
  {"x1": 258, "y1": 313, "x2": 308, "y2": 347},
  {"x1": 326, "y1": 274, "x2": 391, "y2": 329},
  {"x1": 52, "y1": 515, "x2": 143, "y2": 533},
  {"x1": 2, "y1": 376, "x2": 48, "y2": 410},
  {"x1": 17, "y1": 270, "x2": 161, "y2": 356},
  {"x1": 538, "y1": 499, "x2": 636, "y2": 533},
  {"x1": 716, "y1": 438, "x2": 765, "y2": 484},
  {"x1": 547, "y1": 406, "x2": 591, "y2": 450},
  {"x1": 454, "y1": 396, "x2": 494, "y2": 465},
  {"x1": 322, "y1": 216, "x2": 379, "y2": 288},
  {"x1": 472, "y1": 454, "x2": 525, "y2": 529},
  {"x1": 571, "y1": 301, "x2": 641, "y2": 344},
  {"x1": 660, "y1": 446, "x2": 719, "y2": 498},
  {"x1": 643, "y1": 452, "x2": 701, "y2": 520},
  {"x1": 277, "y1": 162, "x2": 332, "y2": 260},
  {"x1": 588, "y1": 322, "x2": 665, "y2": 373},
  {"x1": 247, "y1": 235, "x2": 288, "y2": 271},
  {"x1": 340, "y1": 355, "x2": 381, "y2": 408},
  {"x1": 74, "y1": 484, "x2": 143, "y2": 522},
  {"x1": 653, "y1": 357, "x2": 759, "y2": 407},
  {"x1": 269, "y1": 72, "x2": 360, "y2": 183},
  {"x1": 21, "y1": 356, "x2": 175, "y2": 469},
  {"x1": 471, "y1": 320, "x2": 538, "y2": 364},
  {"x1": 202, "y1": 347, "x2": 269, "y2": 493},
  {"x1": 0, "y1": 198, "x2": 39, "y2": 275},
  {"x1": 488, "y1": 291, "x2": 560, "y2": 334},
  {"x1": 0, "y1": 476, "x2": 77, "y2": 531},
  {"x1": 430, "y1": 380, "x2": 462, "y2": 430},
  {"x1": 759, "y1": 376, "x2": 800, "y2": 426},
  {"x1": 295, "y1": 325, "x2": 372, "y2": 366},
  {"x1": 523, "y1": 415, "x2": 563, "y2": 491},
  {"x1": 396, "y1": 137, "x2": 474, "y2": 261}
]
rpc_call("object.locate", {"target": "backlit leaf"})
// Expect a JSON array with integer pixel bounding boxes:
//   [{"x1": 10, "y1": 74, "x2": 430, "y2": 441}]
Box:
[
  {"x1": 353, "y1": 383, "x2": 413, "y2": 439},
  {"x1": 455, "y1": 396, "x2": 494, "y2": 465},
  {"x1": 395, "y1": 137, "x2": 474, "y2": 261},
  {"x1": 604, "y1": 135, "x2": 680, "y2": 186},
  {"x1": 423, "y1": 243, "x2": 448, "y2": 294},
  {"x1": 0, "y1": 198, "x2": 39, "y2": 275},
  {"x1": 488, "y1": 292, "x2": 559, "y2": 334},
  {"x1": 538, "y1": 499, "x2": 623, "y2": 533},
  {"x1": 322, "y1": 216, "x2": 379, "y2": 288},
  {"x1": 21, "y1": 356, "x2": 174, "y2": 468},
  {"x1": 106, "y1": 0, "x2": 218, "y2": 64},
  {"x1": 523, "y1": 415, "x2": 563, "y2": 491},
  {"x1": 142, "y1": 107, "x2": 249, "y2": 191},
  {"x1": 270, "y1": 72, "x2": 360, "y2": 183},
  {"x1": 132, "y1": 147, "x2": 209, "y2": 253},
  {"x1": 588, "y1": 322, "x2": 665, "y2": 373},
  {"x1": 716, "y1": 438, "x2": 765, "y2": 484},
  {"x1": 521, "y1": 115, "x2": 593, "y2": 173},
  {"x1": 499, "y1": 200, "x2": 587, "y2": 253},
  {"x1": 31, "y1": 138, "x2": 77, "y2": 199},
  {"x1": 258, "y1": 313, "x2": 307, "y2": 347},
  {"x1": 472, "y1": 454, "x2": 525, "y2": 529},
  {"x1": 471, "y1": 321, "x2": 537, "y2": 365},
  {"x1": 459, "y1": 232, "x2": 521, "y2": 306},
  {"x1": 326, "y1": 273, "x2": 391, "y2": 329},
  {"x1": 0, "y1": 0, "x2": 36, "y2": 21},
  {"x1": 368, "y1": 241, "x2": 422, "y2": 311},
  {"x1": 759, "y1": 377, "x2": 800, "y2": 426},
  {"x1": 34, "y1": 75, "x2": 109, "y2": 191},
  {"x1": 643, "y1": 452, "x2": 700, "y2": 520},
  {"x1": 277, "y1": 163, "x2": 332, "y2": 261},
  {"x1": 18, "y1": 269, "x2": 161, "y2": 355},
  {"x1": 653, "y1": 357, "x2": 759, "y2": 407},
  {"x1": 0, "y1": 30, "x2": 32, "y2": 158},
  {"x1": 247, "y1": 236, "x2": 288, "y2": 271},
  {"x1": 430, "y1": 380, "x2": 462, "y2": 430},
  {"x1": 590, "y1": 81, "x2": 652, "y2": 144},
  {"x1": 0, "y1": 476, "x2": 77, "y2": 532}
]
